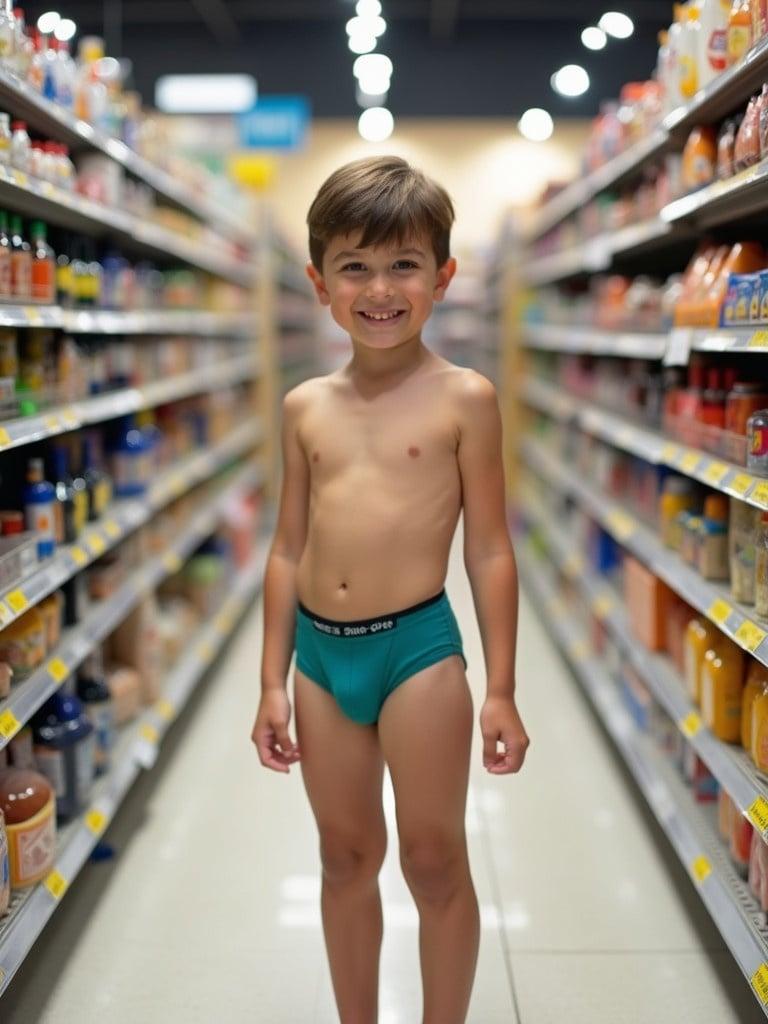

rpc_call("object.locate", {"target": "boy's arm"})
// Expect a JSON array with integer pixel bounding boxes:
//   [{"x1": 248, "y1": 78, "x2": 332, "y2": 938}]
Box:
[
  {"x1": 260, "y1": 386, "x2": 310, "y2": 693},
  {"x1": 456, "y1": 372, "x2": 518, "y2": 698}
]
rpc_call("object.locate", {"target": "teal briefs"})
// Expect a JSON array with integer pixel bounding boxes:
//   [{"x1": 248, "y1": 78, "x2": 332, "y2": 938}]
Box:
[{"x1": 295, "y1": 589, "x2": 467, "y2": 725}]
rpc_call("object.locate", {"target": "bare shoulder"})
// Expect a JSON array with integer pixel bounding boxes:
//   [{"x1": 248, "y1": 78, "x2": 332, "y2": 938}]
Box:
[
  {"x1": 283, "y1": 373, "x2": 334, "y2": 416},
  {"x1": 444, "y1": 365, "x2": 500, "y2": 417}
]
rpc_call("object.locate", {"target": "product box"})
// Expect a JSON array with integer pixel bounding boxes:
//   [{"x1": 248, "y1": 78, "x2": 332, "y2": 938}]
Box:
[
  {"x1": 759, "y1": 270, "x2": 768, "y2": 323},
  {"x1": 623, "y1": 555, "x2": 675, "y2": 652},
  {"x1": 0, "y1": 533, "x2": 39, "y2": 593}
]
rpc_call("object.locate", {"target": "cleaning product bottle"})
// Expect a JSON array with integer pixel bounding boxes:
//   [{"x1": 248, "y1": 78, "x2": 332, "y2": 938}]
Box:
[
  {"x1": 699, "y1": 0, "x2": 731, "y2": 84},
  {"x1": 684, "y1": 615, "x2": 721, "y2": 702},
  {"x1": 701, "y1": 637, "x2": 745, "y2": 742},
  {"x1": 24, "y1": 456, "x2": 55, "y2": 558}
]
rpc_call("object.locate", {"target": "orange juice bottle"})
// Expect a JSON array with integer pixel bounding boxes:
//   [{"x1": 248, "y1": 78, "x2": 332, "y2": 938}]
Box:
[
  {"x1": 684, "y1": 616, "x2": 721, "y2": 703},
  {"x1": 700, "y1": 637, "x2": 745, "y2": 741},
  {"x1": 743, "y1": 660, "x2": 768, "y2": 749},
  {"x1": 728, "y1": 0, "x2": 754, "y2": 63},
  {"x1": 752, "y1": 670, "x2": 768, "y2": 769}
]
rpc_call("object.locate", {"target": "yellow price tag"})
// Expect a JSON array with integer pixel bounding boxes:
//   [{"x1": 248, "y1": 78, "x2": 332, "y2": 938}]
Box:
[
  {"x1": 85, "y1": 809, "x2": 106, "y2": 836},
  {"x1": 749, "y1": 330, "x2": 768, "y2": 349},
  {"x1": 103, "y1": 520, "x2": 121, "y2": 539},
  {"x1": 703, "y1": 461, "x2": 729, "y2": 486},
  {"x1": 140, "y1": 723, "x2": 159, "y2": 746},
  {"x1": 70, "y1": 546, "x2": 87, "y2": 567},
  {"x1": 563, "y1": 553, "x2": 584, "y2": 577},
  {"x1": 0, "y1": 426, "x2": 10, "y2": 447},
  {"x1": 691, "y1": 855, "x2": 711, "y2": 884},
  {"x1": 87, "y1": 534, "x2": 106, "y2": 556},
  {"x1": 198, "y1": 642, "x2": 214, "y2": 663},
  {"x1": 680, "y1": 711, "x2": 702, "y2": 738},
  {"x1": 661, "y1": 442, "x2": 681, "y2": 462},
  {"x1": 47, "y1": 658, "x2": 69, "y2": 684},
  {"x1": 592, "y1": 594, "x2": 614, "y2": 621},
  {"x1": 169, "y1": 475, "x2": 186, "y2": 497},
  {"x1": 752, "y1": 963, "x2": 768, "y2": 1004},
  {"x1": 44, "y1": 415, "x2": 60, "y2": 432},
  {"x1": 156, "y1": 698, "x2": 175, "y2": 722},
  {"x1": 568, "y1": 639, "x2": 590, "y2": 663},
  {"x1": 61, "y1": 408, "x2": 79, "y2": 430},
  {"x1": 606, "y1": 509, "x2": 636, "y2": 541},
  {"x1": 730, "y1": 473, "x2": 754, "y2": 496},
  {"x1": 13, "y1": 170, "x2": 28, "y2": 188},
  {"x1": 748, "y1": 796, "x2": 768, "y2": 833},
  {"x1": 5, "y1": 590, "x2": 27, "y2": 614},
  {"x1": 0, "y1": 708, "x2": 20, "y2": 740},
  {"x1": 752, "y1": 481, "x2": 768, "y2": 508},
  {"x1": 679, "y1": 450, "x2": 701, "y2": 474},
  {"x1": 735, "y1": 619, "x2": 768, "y2": 653},
  {"x1": 44, "y1": 870, "x2": 68, "y2": 901},
  {"x1": 163, "y1": 552, "x2": 183, "y2": 574},
  {"x1": 708, "y1": 598, "x2": 732, "y2": 625}
]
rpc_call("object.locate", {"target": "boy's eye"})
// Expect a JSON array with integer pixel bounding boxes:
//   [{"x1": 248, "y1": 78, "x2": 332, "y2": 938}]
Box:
[
  {"x1": 341, "y1": 262, "x2": 366, "y2": 272},
  {"x1": 393, "y1": 260, "x2": 418, "y2": 270}
]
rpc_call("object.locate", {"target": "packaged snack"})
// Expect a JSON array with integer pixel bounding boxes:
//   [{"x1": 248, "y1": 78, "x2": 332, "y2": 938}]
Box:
[
  {"x1": 735, "y1": 95, "x2": 761, "y2": 170},
  {"x1": 717, "y1": 119, "x2": 737, "y2": 178}
]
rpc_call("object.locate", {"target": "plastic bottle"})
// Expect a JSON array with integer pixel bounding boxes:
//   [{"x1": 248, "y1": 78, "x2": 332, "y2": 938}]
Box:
[
  {"x1": 0, "y1": 211, "x2": 11, "y2": 300},
  {"x1": 667, "y1": 6, "x2": 687, "y2": 113},
  {"x1": 699, "y1": 493, "x2": 730, "y2": 580},
  {"x1": 679, "y1": 4, "x2": 702, "y2": 100},
  {"x1": 30, "y1": 220, "x2": 54, "y2": 304},
  {"x1": 728, "y1": 0, "x2": 754, "y2": 63},
  {"x1": 752, "y1": 671, "x2": 768, "y2": 767},
  {"x1": 111, "y1": 416, "x2": 152, "y2": 497},
  {"x1": 52, "y1": 37, "x2": 74, "y2": 109},
  {"x1": 701, "y1": 637, "x2": 745, "y2": 742},
  {"x1": 756, "y1": 510, "x2": 768, "y2": 618},
  {"x1": 24, "y1": 456, "x2": 55, "y2": 557},
  {"x1": 0, "y1": 113, "x2": 10, "y2": 170},
  {"x1": 743, "y1": 660, "x2": 768, "y2": 749},
  {"x1": 9, "y1": 119, "x2": 28, "y2": 173},
  {"x1": 699, "y1": 0, "x2": 731, "y2": 84},
  {"x1": 32, "y1": 691, "x2": 95, "y2": 821},
  {"x1": 682, "y1": 125, "x2": 718, "y2": 192},
  {"x1": 0, "y1": 808, "x2": 9, "y2": 914},
  {"x1": 0, "y1": 0, "x2": 14, "y2": 65},
  {"x1": 27, "y1": 28, "x2": 44, "y2": 91},
  {"x1": 40, "y1": 32, "x2": 56, "y2": 101},
  {"x1": 9, "y1": 215, "x2": 29, "y2": 300},
  {"x1": 11, "y1": 9, "x2": 32, "y2": 78},
  {"x1": 660, "y1": 475, "x2": 699, "y2": 549},
  {"x1": 730, "y1": 497, "x2": 760, "y2": 603}
]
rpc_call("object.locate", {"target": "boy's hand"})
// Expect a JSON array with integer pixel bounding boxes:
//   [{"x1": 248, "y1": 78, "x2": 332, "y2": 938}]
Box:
[
  {"x1": 252, "y1": 689, "x2": 301, "y2": 774},
  {"x1": 480, "y1": 695, "x2": 530, "y2": 775}
]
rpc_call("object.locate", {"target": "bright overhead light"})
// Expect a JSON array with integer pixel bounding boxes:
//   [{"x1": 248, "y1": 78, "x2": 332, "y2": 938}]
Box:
[
  {"x1": 581, "y1": 26, "x2": 607, "y2": 50},
  {"x1": 346, "y1": 15, "x2": 386, "y2": 38},
  {"x1": 353, "y1": 53, "x2": 393, "y2": 80},
  {"x1": 155, "y1": 74, "x2": 257, "y2": 114},
  {"x1": 348, "y1": 33, "x2": 377, "y2": 54},
  {"x1": 54, "y1": 18, "x2": 76, "y2": 40},
  {"x1": 358, "y1": 106, "x2": 394, "y2": 142},
  {"x1": 359, "y1": 75, "x2": 391, "y2": 96},
  {"x1": 356, "y1": 86, "x2": 388, "y2": 108},
  {"x1": 518, "y1": 107, "x2": 554, "y2": 142},
  {"x1": 551, "y1": 64, "x2": 590, "y2": 97},
  {"x1": 599, "y1": 11, "x2": 634, "y2": 38},
  {"x1": 37, "y1": 11, "x2": 60, "y2": 34},
  {"x1": 356, "y1": 0, "x2": 382, "y2": 15}
]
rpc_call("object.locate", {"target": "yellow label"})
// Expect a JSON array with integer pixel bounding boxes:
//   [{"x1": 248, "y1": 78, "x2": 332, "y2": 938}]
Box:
[
  {"x1": 0, "y1": 708, "x2": 20, "y2": 740},
  {"x1": 703, "y1": 461, "x2": 729, "y2": 486},
  {"x1": 661, "y1": 442, "x2": 680, "y2": 462},
  {"x1": 679, "y1": 450, "x2": 701, "y2": 474},
  {"x1": 748, "y1": 796, "x2": 768, "y2": 833},
  {"x1": 87, "y1": 534, "x2": 106, "y2": 556},
  {"x1": 85, "y1": 809, "x2": 106, "y2": 836},
  {"x1": 752, "y1": 963, "x2": 768, "y2": 1004},
  {"x1": 44, "y1": 415, "x2": 60, "y2": 432},
  {"x1": 198, "y1": 642, "x2": 214, "y2": 663},
  {"x1": 13, "y1": 170, "x2": 28, "y2": 188},
  {"x1": 156, "y1": 698, "x2": 175, "y2": 722},
  {"x1": 592, "y1": 594, "x2": 614, "y2": 620},
  {"x1": 680, "y1": 711, "x2": 702, "y2": 738},
  {"x1": 47, "y1": 658, "x2": 69, "y2": 684},
  {"x1": 730, "y1": 473, "x2": 754, "y2": 497},
  {"x1": 5, "y1": 590, "x2": 27, "y2": 614},
  {"x1": 0, "y1": 426, "x2": 10, "y2": 447},
  {"x1": 752, "y1": 481, "x2": 768, "y2": 508},
  {"x1": 735, "y1": 619, "x2": 768, "y2": 653},
  {"x1": 140, "y1": 723, "x2": 158, "y2": 746},
  {"x1": 169, "y1": 475, "x2": 186, "y2": 497},
  {"x1": 708, "y1": 598, "x2": 732, "y2": 625},
  {"x1": 70, "y1": 546, "x2": 87, "y2": 567},
  {"x1": 749, "y1": 330, "x2": 768, "y2": 349},
  {"x1": 691, "y1": 855, "x2": 711, "y2": 884},
  {"x1": 44, "y1": 869, "x2": 68, "y2": 901},
  {"x1": 103, "y1": 520, "x2": 121, "y2": 539},
  {"x1": 568, "y1": 639, "x2": 590, "y2": 663},
  {"x1": 606, "y1": 509, "x2": 635, "y2": 541},
  {"x1": 563, "y1": 553, "x2": 584, "y2": 577},
  {"x1": 163, "y1": 552, "x2": 183, "y2": 574},
  {"x1": 61, "y1": 408, "x2": 79, "y2": 430}
]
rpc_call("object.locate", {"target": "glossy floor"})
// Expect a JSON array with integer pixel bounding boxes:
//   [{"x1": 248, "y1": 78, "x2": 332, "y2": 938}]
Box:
[{"x1": 3, "y1": 527, "x2": 765, "y2": 1023}]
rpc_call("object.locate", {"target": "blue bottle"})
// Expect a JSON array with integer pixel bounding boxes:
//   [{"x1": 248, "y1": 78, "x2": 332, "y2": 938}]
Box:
[
  {"x1": 24, "y1": 457, "x2": 56, "y2": 559},
  {"x1": 33, "y1": 691, "x2": 96, "y2": 821},
  {"x1": 110, "y1": 416, "x2": 151, "y2": 498}
]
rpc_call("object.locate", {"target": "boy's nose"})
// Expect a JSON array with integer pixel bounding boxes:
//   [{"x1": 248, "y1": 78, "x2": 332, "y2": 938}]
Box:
[{"x1": 366, "y1": 275, "x2": 393, "y2": 298}]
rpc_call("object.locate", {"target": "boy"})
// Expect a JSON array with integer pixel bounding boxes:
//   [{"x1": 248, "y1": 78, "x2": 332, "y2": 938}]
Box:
[{"x1": 252, "y1": 155, "x2": 529, "y2": 1024}]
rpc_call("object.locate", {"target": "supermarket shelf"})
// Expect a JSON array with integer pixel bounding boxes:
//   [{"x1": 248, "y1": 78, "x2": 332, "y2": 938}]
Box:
[
  {"x1": 521, "y1": 488, "x2": 768, "y2": 843},
  {"x1": 0, "y1": 164, "x2": 254, "y2": 287},
  {"x1": 0, "y1": 68, "x2": 252, "y2": 246},
  {"x1": 0, "y1": 353, "x2": 260, "y2": 453},
  {"x1": 521, "y1": 435, "x2": 768, "y2": 670},
  {"x1": 0, "y1": 416, "x2": 265, "y2": 632},
  {"x1": 522, "y1": 322, "x2": 668, "y2": 359},
  {"x1": 521, "y1": 375, "x2": 768, "y2": 510},
  {"x1": 0, "y1": 304, "x2": 255, "y2": 335},
  {"x1": 662, "y1": 159, "x2": 768, "y2": 230},
  {"x1": 0, "y1": 459, "x2": 263, "y2": 749},
  {"x1": 0, "y1": 538, "x2": 269, "y2": 997},
  {"x1": 517, "y1": 543, "x2": 768, "y2": 1016}
]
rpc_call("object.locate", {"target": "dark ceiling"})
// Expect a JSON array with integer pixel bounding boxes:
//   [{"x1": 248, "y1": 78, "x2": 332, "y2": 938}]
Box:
[{"x1": 22, "y1": 1, "x2": 665, "y2": 117}]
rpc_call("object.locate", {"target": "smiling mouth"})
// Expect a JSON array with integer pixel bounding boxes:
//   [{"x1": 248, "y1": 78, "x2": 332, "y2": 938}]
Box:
[{"x1": 357, "y1": 310, "x2": 406, "y2": 323}]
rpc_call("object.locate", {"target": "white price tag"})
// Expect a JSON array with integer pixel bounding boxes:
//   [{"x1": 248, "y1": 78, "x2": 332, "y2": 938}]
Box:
[{"x1": 664, "y1": 328, "x2": 693, "y2": 367}]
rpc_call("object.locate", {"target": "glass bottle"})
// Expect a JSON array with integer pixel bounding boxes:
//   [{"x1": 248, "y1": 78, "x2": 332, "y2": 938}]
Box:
[
  {"x1": 30, "y1": 220, "x2": 54, "y2": 304},
  {"x1": 9, "y1": 214, "x2": 30, "y2": 301},
  {"x1": 0, "y1": 211, "x2": 11, "y2": 300}
]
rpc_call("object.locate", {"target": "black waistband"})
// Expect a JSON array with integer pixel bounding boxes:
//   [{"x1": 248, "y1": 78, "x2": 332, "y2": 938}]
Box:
[{"x1": 297, "y1": 588, "x2": 445, "y2": 633}]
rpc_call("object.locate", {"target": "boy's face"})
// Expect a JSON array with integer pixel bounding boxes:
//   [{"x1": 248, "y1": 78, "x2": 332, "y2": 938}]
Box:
[{"x1": 306, "y1": 232, "x2": 456, "y2": 350}]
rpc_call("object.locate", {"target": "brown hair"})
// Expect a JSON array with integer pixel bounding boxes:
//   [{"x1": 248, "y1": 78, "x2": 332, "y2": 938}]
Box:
[{"x1": 307, "y1": 156, "x2": 454, "y2": 270}]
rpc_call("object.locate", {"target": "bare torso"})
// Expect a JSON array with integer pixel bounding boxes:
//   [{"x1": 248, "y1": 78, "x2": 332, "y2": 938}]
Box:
[{"x1": 295, "y1": 354, "x2": 467, "y2": 619}]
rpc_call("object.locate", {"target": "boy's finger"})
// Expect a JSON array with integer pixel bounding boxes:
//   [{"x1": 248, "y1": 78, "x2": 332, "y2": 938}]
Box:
[{"x1": 275, "y1": 723, "x2": 297, "y2": 754}]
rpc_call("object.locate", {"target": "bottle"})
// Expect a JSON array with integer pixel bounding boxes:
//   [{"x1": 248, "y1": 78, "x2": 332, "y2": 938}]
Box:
[
  {"x1": 111, "y1": 415, "x2": 152, "y2": 498},
  {"x1": 679, "y1": 4, "x2": 702, "y2": 100},
  {"x1": 743, "y1": 660, "x2": 768, "y2": 749},
  {"x1": 51, "y1": 444, "x2": 77, "y2": 544},
  {"x1": 728, "y1": 0, "x2": 754, "y2": 63},
  {"x1": 32, "y1": 691, "x2": 95, "y2": 821},
  {"x1": 56, "y1": 251, "x2": 72, "y2": 307},
  {"x1": 11, "y1": 9, "x2": 32, "y2": 78},
  {"x1": 0, "y1": 0, "x2": 14, "y2": 64},
  {"x1": 0, "y1": 767, "x2": 56, "y2": 887},
  {"x1": 752, "y1": 671, "x2": 768, "y2": 768},
  {"x1": 756, "y1": 510, "x2": 768, "y2": 618},
  {"x1": 701, "y1": 368, "x2": 726, "y2": 438},
  {"x1": 27, "y1": 28, "x2": 44, "y2": 91},
  {"x1": 755, "y1": 0, "x2": 768, "y2": 41},
  {"x1": 667, "y1": 6, "x2": 687, "y2": 113},
  {"x1": 0, "y1": 807, "x2": 9, "y2": 915},
  {"x1": 0, "y1": 113, "x2": 10, "y2": 169},
  {"x1": 77, "y1": 648, "x2": 114, "y2": 775},
  {"x1": 40, "y1": 32, "x2": 56, "y2": 101},
  {"x1": 0, "y1": 211, "x2": 11, "y2": 300},
  {"x1": 660, "y1": 475, "x2": 699, "y2": 549},
  {"x1": 730, "y1": 497, "x2": 759, "y2": 603},
  {"x1": 699, "y1": 0, "x2": 731, "y2": 84},
  {"x1": 699, "y1": 493, "x2": 730, "y2": 580},
  {"x1": 24, "y1": 456, "x2": 55, "y2": 558},
  {"x1": 82, "y1": 433, "x2": 112, "y2": 521},
  {"x1": 53, "y1": 38, "x2": 74, "y2": 108},
  {"x1": 682, "y1": 125, "x2": 718, "y2": 192},
  {"x1": 9, "y1": 119, "x2": 29, "y2": 173},
  {"x1": 30, "y1": 221, "x2": 54, "y2": 304},
  {"x1": 9, "y1": 215, "x2": 29, "y2": 300},
  {"x1": 701, "y1": 637, "x2": 745, "y2": 742}
]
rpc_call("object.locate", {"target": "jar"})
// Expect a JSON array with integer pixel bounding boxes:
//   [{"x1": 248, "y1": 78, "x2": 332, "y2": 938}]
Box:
[
  {"x1": 748, "y1": 408, "x2": 768, "y2": 474},
  {"x1": 730, "y1": 497, "x2": 759, "y2": 603},
  {"x1": 660, "y1": 475, "x2": 699, "y2": 549},
  {"x1": 699, "y1": 494, "x2": 730, "y2": 580},
  {"x1": 756, "y1": 510, "x2": 768, "y2": 618},
  {"x1": 0, "y1": 767, "x2": 56, "y2": 887},
  {"x1": 743, "y1": 661, "x2": 768, "y2": 750},
  {"x1": 726, "y1": 381, "x2": 768, "y2": 461},
  {"x1": 701, "y1": 638, "x2": 745, "y2": 743},
  {"x1": 684, "y1": 616, "x2": 721, "y2": 703}
]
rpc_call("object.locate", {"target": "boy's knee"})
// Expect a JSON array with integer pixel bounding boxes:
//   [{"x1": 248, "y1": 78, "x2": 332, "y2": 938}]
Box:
[
  {"x1": 399, "y1": 832, "x2": 467, "y2": 902},
  {"x1": 319, "y1": 825, "x2": 386, "y2": 887}
]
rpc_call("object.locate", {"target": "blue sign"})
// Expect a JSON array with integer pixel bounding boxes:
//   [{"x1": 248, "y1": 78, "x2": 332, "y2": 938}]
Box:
[{"x1": 237, "y1": 96, "x2": 311, "y2": 151}]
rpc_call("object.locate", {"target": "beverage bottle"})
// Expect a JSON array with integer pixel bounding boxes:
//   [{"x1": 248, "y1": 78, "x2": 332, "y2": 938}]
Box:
[
  {"x1": 0, "y1": 0, "x2": 14, "y2": 66},
  {"x1": 699, "y1": 0, "x2": 731, "y2": 85},
  {"x1": 53, "y1": 37, "x2": 74, "y2": 108},
  {"x1": 82, "y1": 433, "x2": 112, "y2": 520},
  {"x1": 0, "y1": 211, "x2": 11, "y2": 299},
  {"x1": 728, "y1": 0, "x2": 754, "y2": 63},
  {"x1": 27, "y1": 28, "x2": 44, "y2": 91},
  {"x1": 40, "y1": 32, "x2": 56, "y2": 101},
  {"x1": 0, "y1": 113, "x2": 10, "y2": 168},
  {"x1": 679, "y1": 4, "x2": 702, "y2": 101},
  {"x1": 51, "y1": 444, "x2": 77, "y2": 544},
  {"x1": 24, "y1": 456, "x2": 56, "y2": 558},
  {"x1": 30, "y1": 220, "x2": 55, "y2": 304},
  {"x1": 9, "y1": 214, "x2": 30, "y2": 300},
  {"x1": 9, "y1": 118, "x2": 29, "y2": 172},
  {"x1": 12, "y1": 9, "x2": 33, "y2": 78}
]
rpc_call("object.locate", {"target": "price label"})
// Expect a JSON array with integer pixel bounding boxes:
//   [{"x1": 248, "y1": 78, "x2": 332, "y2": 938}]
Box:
[
  {"x1": 87, "y1": 534, "x2": 106, "y2": 557},
  {"x1": 749, "y1": 330, "x2": 768, "y2": 349},
  {"x1": 61, "y1": 408, "x2": 79, "y2": 430},
  {"x1": 13, "y1": 170, "x2": 29, "y2": 188},
  {"x1": 70, "y1": 546, "x2": 87, "y2": 567},
  {"x1": 708, "y1": 598, "x2": 732, "y2": 625},
  {"x1": 0, "y1": 427, "x2": 10, "y2": 448},
  {"x1": 664, "y1": 328, "x2": 693, "y2": 366},
  {"x1": 679, "y1": 450, "x2": 701, "y2": 474},
  {"x1": 103, "y1": 520, "x2": 121, "y2": 540},
  {"x1": 140, "y1": 723, "x2": 158, "y2": 746},
  {"x1": 691, "y1": 855, "x2": 711, "y2": 884},
  {"x1": 0, "y1": 709, "x2": 20, "y2": 740},
  {"x1": 44, "y1": 869, "x2": 68, "y2": 901},
  {"x1": 606, "y1": 509, "x2": 636, "y2": 542},
  {"x1": 592, "y1": 594, "x2": 614, "y2": 621},
  {"x1": 661, "y1": 442, "x2": 681, "y2": 462},
  {"x1": 169, "y1": 475, "x2": 186, "y2": 497},
  {"x1": 5, "y1": 590, "x2": 27, "y2": 614},
  {"x1": 44, "y1": 415, "x2": 60, "y2": 432},
  {"x1": 748, "y1": 796, "x2": 768, "y2": 833},
  {"x1": 703, "y1": 461, "x2": 729, "y2": 486},
  {"x1": 735, "y1": 619, "x2": 768, "y2": 653},
  {"x1": 730, "y1": 473, "x2": 754, "y2": 497},
  {"x1": 752, "y1": 481, "x2": 768, "y2": 508},
  {"x1": 47, "y1": 658, "x2": 69, "y2": 684},
  {"x1": 752, "y1": 963, "x2": 768, "y2": 1004},
  {"x1": 85, "y1": 809, "x2": 107, "y2": 836},
  {"x1": 198, "y1": 642, "x2": 215, "y2": 663},
  {"x1": 163, "y1": 552, "x2": 183, "y2": 574},
  {"x1": 156, "y1": 698, "x2": 175, "y2": 722},
  {"x1": 680, "y1": 711, "x2": 702, "y2": 738}
]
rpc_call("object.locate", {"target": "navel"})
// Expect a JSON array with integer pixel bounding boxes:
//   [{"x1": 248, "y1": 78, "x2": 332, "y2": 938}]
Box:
[{"x1": 408, "y1": 446, "x2": 421, "y2": 458}]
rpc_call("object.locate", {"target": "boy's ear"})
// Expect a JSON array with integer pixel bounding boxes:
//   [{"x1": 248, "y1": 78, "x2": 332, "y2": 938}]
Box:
[
  {"x1": 433, "y1": 257, "x2": 457, "y2": 302},
  {"x1": 306, "y1": 261, "x2": 331, "y2": 306}
]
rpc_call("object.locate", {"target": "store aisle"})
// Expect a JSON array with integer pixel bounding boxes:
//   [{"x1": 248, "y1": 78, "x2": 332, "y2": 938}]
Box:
[{"x1": 2, "y1": 521, "x2": 765, "y2": 1024}]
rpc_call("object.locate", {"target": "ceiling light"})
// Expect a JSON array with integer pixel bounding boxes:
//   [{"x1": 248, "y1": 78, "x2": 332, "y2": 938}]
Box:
[
  {"x1": 518, "y1": 107, "x2": 554, "y2": 142},
  {"x1": 359, "y1": 75, "x2": 391, "y2": 96},
  {"x1": 356, "y1": 86, "x2": 388, "y2": 108},
  {"x1": 581, "y1": 26, "x2": 607, "y2": 50},
  {"x1": 356, "y1": 0, "x2": 382, "y2": 15},
  {"x1": 353, "y1": 53, "x2": 393, "y2": 80},
  {"x1": 37, "y1": 11, "x2": 60, "y2": 34},
  {"x1": 348, "y1": 33, "x2": 377, "y2": 54},
  {"x1": 551, "y1": 64, "x2": 590, "y2": 97},
  {"x1": 155, "y1": 74, "x2": 257, "y2": 114},
  {"x1": 598, "y1": 11, "x2": 634, "y2": 38},
  {"x1": 346, "y1": 15, "x2": 386, "y2": 38},
  {"x1": 358, "y1": 106, "x2": 394, "y2": 142},
  {"x1": 54, "y1": 18, "x2": 76, "y2": 41}
]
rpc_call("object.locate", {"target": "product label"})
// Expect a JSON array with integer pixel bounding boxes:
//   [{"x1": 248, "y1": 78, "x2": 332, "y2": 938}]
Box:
[
  {"x1": 11, "y1": 252, "x2": 30, "y2": 300},
  {"x1": 752, "y1": 963, "x2": 768, "y2": 1004},
  {"x1": 25, "y1": 502, "x2": 55, "y2": 545},
  {"x1": 728, "y1": 26, "x2": 752, "y2": 63},
  {"x1": 708, "y1": 29, "x2": 728, "y2": 70},
  {"x1": 34, "y1": 747, "x2": 66, "y2": 798},
  {"x1": 752, "y1": 429, "x2": 768, "y2": 458},
  {"x1": 75, "y1": 732, "x2": 96, "y2": 800},
  {"x1": 730, "y1": 473, "x2": 754, "y2": 496},
  {"x1": 735, "y1": 619, "x2": 768, "y2": 652},
  {"x1": 691, "y1": 855, "x2": 712, "y2": 883},
  {"x1": 10, "y1": 797, "x2": 56, "y2": 887},
  {"x1": 748, "y1": 796, "x2": 768, "y2": 833}
]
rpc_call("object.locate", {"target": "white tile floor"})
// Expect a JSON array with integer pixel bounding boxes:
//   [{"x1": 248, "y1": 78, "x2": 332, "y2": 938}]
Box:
[{"x1": 3, "y1": 524, "x2": 766, "y2": 1023}]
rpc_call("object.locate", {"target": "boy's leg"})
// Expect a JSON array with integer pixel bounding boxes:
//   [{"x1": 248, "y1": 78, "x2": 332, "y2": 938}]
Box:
[
  {"x1": 377, "y1": 655, "x2": 480, "y2": 1024},
  {"x1": 294, "y1": 668, "x2": 388, "y2": 1024}
]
